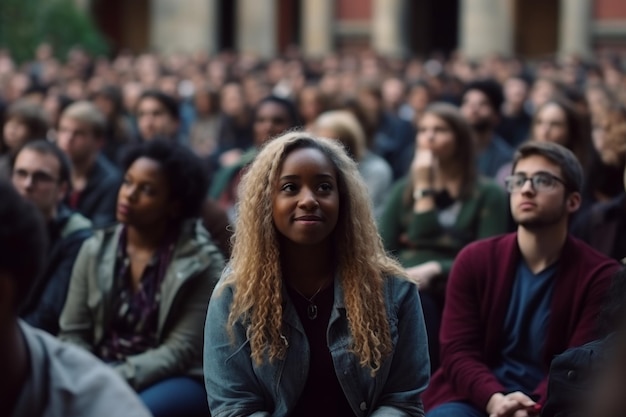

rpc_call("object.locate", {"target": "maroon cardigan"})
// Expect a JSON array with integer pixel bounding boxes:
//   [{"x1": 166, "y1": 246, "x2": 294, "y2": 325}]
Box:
[{"x1": 423, "y1": 233, "x2": 619, "y2": 412}]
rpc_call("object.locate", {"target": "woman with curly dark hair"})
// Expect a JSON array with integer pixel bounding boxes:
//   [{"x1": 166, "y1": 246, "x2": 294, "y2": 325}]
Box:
[{"x1": 59, "y1": 139, "x2": 224, "y2": 417}]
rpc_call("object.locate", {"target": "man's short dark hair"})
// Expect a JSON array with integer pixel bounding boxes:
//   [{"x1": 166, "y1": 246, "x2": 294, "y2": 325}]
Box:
[
  {"x1": 463, "y1": 79, "x2": 504, "y2": 113},
  {"x1": 511, "y1": 141, "x2": 584, "y2": 193},
  {"x1": 18, "y1": 140, "x2": 73, "y2": 190},
  {"x1": 137, "y1": 90, "x2": 180, "y2": 121},
  {"x1": 0, "y1": 180, "x2": 47, "y2": 306},
  {"x1": 120, "y1": 139, "x2": 208, "y2": 220},
  {"x1": 255, "y1": 95, "x2": 301, "y2": 128}
]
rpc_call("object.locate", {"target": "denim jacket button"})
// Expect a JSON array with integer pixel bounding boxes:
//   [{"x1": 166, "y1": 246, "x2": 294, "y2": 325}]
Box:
[{"x1": 359, "y1": 401, "x2": 367, "y2": 411}]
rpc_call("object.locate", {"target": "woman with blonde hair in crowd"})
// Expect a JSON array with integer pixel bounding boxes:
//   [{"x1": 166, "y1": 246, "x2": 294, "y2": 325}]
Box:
[
  {"x1": 379, "y1": 102, "x2": 509, "y2": 369},
  {"x1": 314, "y1": 109, "x2": 393, "y2": 218},
  {"x1": 204, "y1": 132, "x2": 430, "y2": 416}
]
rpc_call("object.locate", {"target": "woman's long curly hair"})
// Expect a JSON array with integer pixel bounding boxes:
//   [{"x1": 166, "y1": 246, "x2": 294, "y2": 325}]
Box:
[{"x1": 224, "y1": 131, "x2": 406, "y2": 375}]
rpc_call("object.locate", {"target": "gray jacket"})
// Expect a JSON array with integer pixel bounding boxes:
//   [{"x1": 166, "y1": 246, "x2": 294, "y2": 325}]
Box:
[
  {"x1": 59, "y1": 219, "x2": 224, "y2": 390},
  {"x1": 13, "y1": 320, "x2": 151, "y2": 417}
]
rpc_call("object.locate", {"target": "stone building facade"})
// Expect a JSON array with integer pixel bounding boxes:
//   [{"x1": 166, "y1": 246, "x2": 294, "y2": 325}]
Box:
[{"x1": 90, "y1": 0, "x2": 626, "y2": 59}]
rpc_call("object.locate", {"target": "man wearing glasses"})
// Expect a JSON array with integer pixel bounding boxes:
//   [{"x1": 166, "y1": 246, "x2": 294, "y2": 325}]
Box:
[
  {"x1": 11, "y1": 140, "x2": 92, "y2": 336},
  {"x1": 423, "y1": 141, "x2": 619, "y2": 417},
  {"x1": 0, "y1": 180, "x2": 150, "y2": 417}
]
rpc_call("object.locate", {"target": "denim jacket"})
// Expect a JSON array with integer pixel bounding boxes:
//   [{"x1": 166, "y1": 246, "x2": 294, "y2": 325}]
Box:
[{"x1": 204, "y1": 274, "x2": 430, "y2": 417}]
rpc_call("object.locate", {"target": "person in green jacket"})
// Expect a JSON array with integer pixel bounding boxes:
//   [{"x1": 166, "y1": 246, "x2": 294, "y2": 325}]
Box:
[
  {"x1": 379, "y1": 102, "x2": 509, "y2": 369},
  {"x1": 59, "y1": 139, "x2": 224, "y2": 417}
]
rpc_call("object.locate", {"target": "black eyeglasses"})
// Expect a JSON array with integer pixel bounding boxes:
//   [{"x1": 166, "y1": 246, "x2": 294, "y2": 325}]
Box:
[
  {"x1": 12, "y1": 169, "x2": 58, "y2": 185},
  {"x1": 504, "y1": 172, "x2": 568, "y2": 193}
]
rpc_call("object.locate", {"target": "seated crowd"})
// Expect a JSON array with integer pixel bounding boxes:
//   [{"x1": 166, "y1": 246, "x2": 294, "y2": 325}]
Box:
[{"x1": 2, "y1": 46, "x2": 626, "y2": 417}]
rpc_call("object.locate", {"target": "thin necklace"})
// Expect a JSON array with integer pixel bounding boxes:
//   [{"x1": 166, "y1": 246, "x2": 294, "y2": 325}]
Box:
[{"x1": 290, "y1": 277, "x2": 331, "y2": 320}]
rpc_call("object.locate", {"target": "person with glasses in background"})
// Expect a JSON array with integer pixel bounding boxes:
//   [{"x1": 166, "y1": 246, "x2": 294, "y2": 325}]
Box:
[
  {"x1": 11, "y1": 140, "x2": 92, "y2": 336},
  {"x1": 422, "y1": 141, "x2": 619, "y2": 417},
  {"x1": 0, "y1": 180, "x2": 150, "y2": 417}
]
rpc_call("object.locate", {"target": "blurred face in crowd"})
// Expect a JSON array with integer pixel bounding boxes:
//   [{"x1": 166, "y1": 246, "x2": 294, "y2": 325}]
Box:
[
  {"x1": 461, "y1": 89, "x2": 497, "y2": 133},
  {"x1": 417, "y1": 113, "x2": 456, "y2": 162},
  {"x1": 3, "y1": 118, "x2": 30, "y2": 151},
  {"x1": 533, "y1": 103, "x2": 568, "y2": 145},
  {"x1": 509, "y1": 155, "x2": 579, "y2": 230},
  {"x1": 298, "y1": 87, "x2": 323, "y2": 124},
  {"x1": 356, "y1": 90, "x2": 382, "y2": 123},
  {"x1": 12, "y1": 148, "x2": 66, "y2": 220},
  {"x1": 382, "y1": 78, "x2": 406, "y2": 111},
  {"x1": 503, "y1": 77, "x2": 528, "y2": 109},
  {"x1": 253, "y1": 102, "x2": 293, "y2": 146},
  {"x1": 136, "y1": 97, "x2": 179, "y2": 141},
  {"x1": 220, "y1": 84, "x2": 246, "y2": 117},
  {"x1": 93, "y1": 95, "x2": 115, "y2": 120},
  {"x1": 592, "y1": 112, "x2": 626, "y2": 168},
  {"x1": 56, "y1": 116, "x2": 100, "y2": 164},
  {"x1": 586, "y1": 87, "x2": 611, "y2": 117},
  {"x1": 530, "y1": 79, "x2": 556, "y2": 111},
  {"x1": 408, "y1": 85, "x2": 431, "y2": 114},
  {"x1": 116, "y1": 157, "x2": 177, "y2": 227}
]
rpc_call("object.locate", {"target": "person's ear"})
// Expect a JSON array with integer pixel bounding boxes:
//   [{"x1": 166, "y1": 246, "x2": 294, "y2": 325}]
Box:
[
  {"x1": 57, "y1": 181, "x2": 69, "y2": 203},
  {"x1": 566, "y1": 191, "x2": 582, "y2": 213}
]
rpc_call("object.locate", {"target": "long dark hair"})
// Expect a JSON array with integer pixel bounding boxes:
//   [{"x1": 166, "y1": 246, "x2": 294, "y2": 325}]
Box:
[{"x1": 404, "y1": 102, "x2": 477, "y2": 205}]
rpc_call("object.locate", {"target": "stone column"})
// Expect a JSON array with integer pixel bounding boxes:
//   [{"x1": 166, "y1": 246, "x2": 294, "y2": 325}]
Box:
[
  {"x1": 558, "y1": 0, "x2": 592, "y2": 58},
  {"x1": 459, "y1": 0, "x2": 514, "y2": 59},
  {"x1": 372, "y1": 0, "x2": 408, "y2": 57},
  {"x1": 301, "y1": 0, "x2": 333, "y2": 58},
  {"x1": 237, "y1": 0, "x2": 277, "y2": 58},
  {"x1": 150, "y1": 0, "x2": 218, "y2": 54}
]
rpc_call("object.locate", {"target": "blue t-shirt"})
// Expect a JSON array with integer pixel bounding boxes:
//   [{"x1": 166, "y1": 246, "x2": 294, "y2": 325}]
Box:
[
  {"x1": 492, "y1": 260, "x2": 557, "y2": 393},
  {"x1": 477, "y1": 134, "x2": 513, "y2": 178}
]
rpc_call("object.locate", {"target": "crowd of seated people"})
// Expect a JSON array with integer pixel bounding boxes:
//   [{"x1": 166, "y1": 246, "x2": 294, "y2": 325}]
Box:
[{"x1": 2, "y1": 44, "x2": 626, "y2": 416}]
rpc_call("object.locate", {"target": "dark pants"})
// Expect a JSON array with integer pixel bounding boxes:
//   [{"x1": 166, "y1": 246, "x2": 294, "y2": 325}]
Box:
[
  {"x1": 419, "y1": 290, "x2": 443, "y2": 373},
  {"x1": 139, "y1": 377, "x2": 208, "y2": 417},
  {"x1": 427, "y1": 401, "x2": 487, "y2": 417}
]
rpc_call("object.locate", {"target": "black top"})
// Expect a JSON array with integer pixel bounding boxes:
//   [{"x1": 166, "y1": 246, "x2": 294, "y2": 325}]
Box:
[
  {"x1": 19, "y1": 206, "x2": 93, "y2": 335},
  {"x1": 286, "y1": 283, "x2": 356, "y2": 417},
  {"x1": 66, "y1": 154, "x2": 121, "y2": 228}
]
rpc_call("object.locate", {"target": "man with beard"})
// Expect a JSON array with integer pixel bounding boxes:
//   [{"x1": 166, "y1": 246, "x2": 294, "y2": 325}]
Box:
[
  {"x1": 423, "y1": 142, "x2": 619, "y2": 417},
  {"x1": 461, "y1": 79, "x2": 514, "y2": 178}
]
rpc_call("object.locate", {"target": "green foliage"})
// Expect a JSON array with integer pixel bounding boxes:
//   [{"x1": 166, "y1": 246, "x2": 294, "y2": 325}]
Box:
[{"x1": 0, "y1": 0, "x2": 108, "y2": 63}]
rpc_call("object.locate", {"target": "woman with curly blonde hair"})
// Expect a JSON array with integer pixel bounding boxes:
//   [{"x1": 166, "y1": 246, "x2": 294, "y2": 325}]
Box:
[{"x1": 204, "y1": 131, "x2": 430, "y2": 416}]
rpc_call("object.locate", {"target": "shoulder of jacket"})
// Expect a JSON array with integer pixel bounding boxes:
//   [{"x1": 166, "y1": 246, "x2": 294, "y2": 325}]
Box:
[
  {"x1": 80, "y1": 224, "x2": 119, "y2": 253},
  {"x1": 61, "y1": 212, "x2": 93, "y2": 238}
]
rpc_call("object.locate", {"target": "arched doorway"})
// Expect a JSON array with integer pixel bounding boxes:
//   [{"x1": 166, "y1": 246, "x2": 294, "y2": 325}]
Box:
[
  {"x1": 218, "y1": 0, "x2": 236, "y2": 51},
  {"x1": 91, "y1": 0, "x2": 150, "y2": 54},
  {"x1": 277, "y1": 0, "x2": 301, "y2": 53},
  {"x1": 408, "y1": 0, "x2": 459, "y2": 58},
  {"x1": 514, "y1": 0, "x2": 559, "y2": 59}
]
